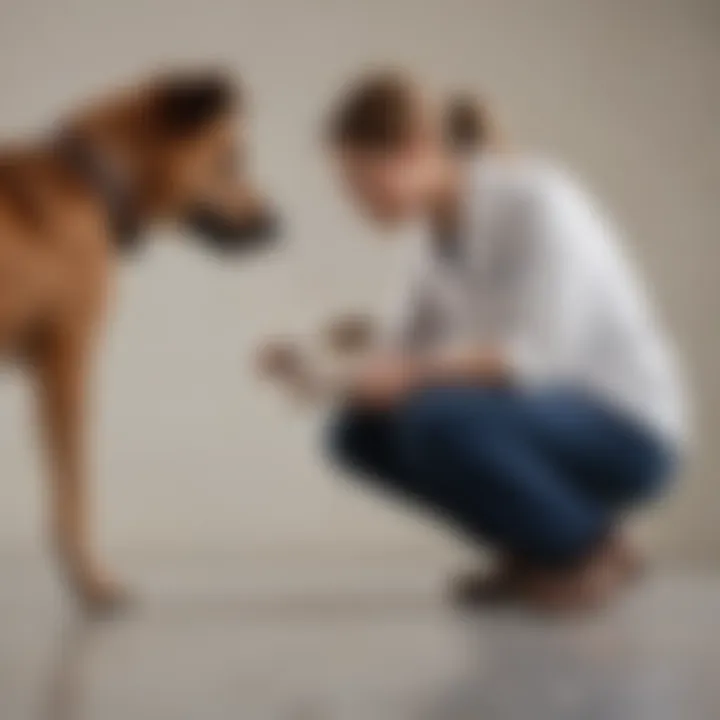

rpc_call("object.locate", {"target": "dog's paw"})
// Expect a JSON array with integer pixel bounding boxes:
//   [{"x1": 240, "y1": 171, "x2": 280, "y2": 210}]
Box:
[{"x1": 78, "y1": 576, "x2": 133, "y2": 618}]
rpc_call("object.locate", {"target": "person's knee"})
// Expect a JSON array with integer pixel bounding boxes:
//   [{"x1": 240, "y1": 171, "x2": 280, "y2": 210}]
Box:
[
  {"x1": 326, "y1": 406, "x2": 386, "y2": 473},
  {"x1": 326, "y1": 408, "x2": 361, "y2": 467},
  {"x1": 397, "y1": 385, "x2": 502, "y2": 465}
]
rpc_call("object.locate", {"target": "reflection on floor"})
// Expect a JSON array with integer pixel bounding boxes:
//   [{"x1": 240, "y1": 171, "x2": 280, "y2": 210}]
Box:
[{"x1": 1, "y1": 558, "x2": 718, "y2": 719}]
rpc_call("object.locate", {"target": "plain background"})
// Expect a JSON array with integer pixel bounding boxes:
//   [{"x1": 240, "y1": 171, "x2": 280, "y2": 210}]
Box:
[{"x1": 0, "y1": 0, "x2": 717, "y2": 569}]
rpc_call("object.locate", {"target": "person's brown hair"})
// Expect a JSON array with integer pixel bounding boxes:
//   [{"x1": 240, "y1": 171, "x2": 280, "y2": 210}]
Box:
[{"x1": 326, "y1": 72, "x2": 496, "y2": 153}]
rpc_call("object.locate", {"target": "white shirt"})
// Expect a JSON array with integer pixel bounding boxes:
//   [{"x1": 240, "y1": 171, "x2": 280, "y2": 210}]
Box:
[{"x1": 391, "y1": 154, "x2": 687, "y2": 446}]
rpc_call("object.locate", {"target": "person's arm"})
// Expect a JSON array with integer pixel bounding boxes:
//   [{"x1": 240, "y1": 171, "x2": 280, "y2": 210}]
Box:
[
  {"x1": 348, "y1": 166, "x2": 601, "y2": 406},
  {"x1": 414, "y1": 345, "x2": 510, "y2": 385},
  {"x1": 343, "y1": 345, "x2": 507, "y2": 407}
]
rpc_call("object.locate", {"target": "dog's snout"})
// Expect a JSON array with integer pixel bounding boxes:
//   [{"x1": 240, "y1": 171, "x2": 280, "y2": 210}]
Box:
[
  {"x1": 184, "y1": 205, "x2": 282, "y2": 254},
  {"x1": 244, "y1": 209, "x2": 281, "y2": 241}
]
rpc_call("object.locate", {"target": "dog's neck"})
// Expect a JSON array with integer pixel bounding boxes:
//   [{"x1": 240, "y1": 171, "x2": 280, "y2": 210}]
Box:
[{"x1": 54, "y1": 129, "x2": 144, "y2": 253}]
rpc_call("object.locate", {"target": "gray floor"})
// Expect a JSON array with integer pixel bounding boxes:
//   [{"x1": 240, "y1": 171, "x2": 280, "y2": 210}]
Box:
[{"x1": 1, "y1": 558, "x2": 718, "y2": 720}]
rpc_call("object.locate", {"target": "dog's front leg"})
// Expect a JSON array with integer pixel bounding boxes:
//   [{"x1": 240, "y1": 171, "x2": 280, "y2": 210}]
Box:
[{"x1": 34, "y1": 322, "x2": 127, "y2": 614}]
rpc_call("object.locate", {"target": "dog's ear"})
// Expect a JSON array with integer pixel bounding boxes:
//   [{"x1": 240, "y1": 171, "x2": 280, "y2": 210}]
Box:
[{"x1": 153, "y1": 72, "x2": 239, "y2": 136}]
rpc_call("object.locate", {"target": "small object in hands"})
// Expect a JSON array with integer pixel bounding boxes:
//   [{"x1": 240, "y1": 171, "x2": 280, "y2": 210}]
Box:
[
  {"x1": 323, "y1": 312, "x2": 377, "y2": 356},
  {"x1": 256, "y1": 338, "x2": 320, "y2": 402},
  {"x1": 258, "y1": 312, "x2": 380, "y2": 407},
  {"x1": 257, "y1": 338, "x2": 305, "y2": 380}
]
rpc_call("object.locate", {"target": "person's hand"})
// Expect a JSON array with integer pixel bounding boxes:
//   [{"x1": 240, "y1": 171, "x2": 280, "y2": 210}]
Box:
[
  {"x1": 423, "y1": 345, "x2": 508, "y2": 386},
  {"x1": 350, "y1": 355, "x2": 418, "y2": 408}
]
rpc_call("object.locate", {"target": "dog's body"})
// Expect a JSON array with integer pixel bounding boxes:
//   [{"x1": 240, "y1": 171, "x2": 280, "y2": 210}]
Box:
[{"x1": 0, "y1": 70, "x2": 277, "y2": 612}]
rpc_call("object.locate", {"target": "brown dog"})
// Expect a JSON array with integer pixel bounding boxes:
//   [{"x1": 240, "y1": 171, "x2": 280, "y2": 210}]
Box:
[{"x1": 0, "y1": 69, "x2": 278, "y2": 612}]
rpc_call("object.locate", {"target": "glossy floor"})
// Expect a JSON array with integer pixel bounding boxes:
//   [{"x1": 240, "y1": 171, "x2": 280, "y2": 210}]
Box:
[{"x1": 1, "y1": 559, "x2": 718, "y2": 719}]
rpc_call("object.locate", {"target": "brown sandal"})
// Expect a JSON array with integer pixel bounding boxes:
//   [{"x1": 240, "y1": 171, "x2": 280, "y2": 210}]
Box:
[
  {"x1": 450, "y1": 554, "x2": 528, "y2": 607},
  {"x1": 519, "y1": 534, "x2": 642, "y2": 614}
]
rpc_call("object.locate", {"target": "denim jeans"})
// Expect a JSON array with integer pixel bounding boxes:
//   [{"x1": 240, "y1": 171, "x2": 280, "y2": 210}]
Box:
[{"x1": 328, "y1": 385, "x2": 673, "y2": 565}]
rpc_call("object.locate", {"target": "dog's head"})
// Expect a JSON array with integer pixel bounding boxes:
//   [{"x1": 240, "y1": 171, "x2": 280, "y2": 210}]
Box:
[{"x1": 70, "y1": 69, "x2": 279, "y2": 254}]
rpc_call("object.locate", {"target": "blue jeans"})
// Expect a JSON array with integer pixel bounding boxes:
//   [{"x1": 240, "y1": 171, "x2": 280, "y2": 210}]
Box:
[{"x1": 328, "y1": 385, "x2": 673, "y2": 566}]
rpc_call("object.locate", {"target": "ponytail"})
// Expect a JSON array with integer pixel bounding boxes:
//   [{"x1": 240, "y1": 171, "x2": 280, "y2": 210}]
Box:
[{"x1": 444, "y1": 94, "x2": 498, "y2": 153}]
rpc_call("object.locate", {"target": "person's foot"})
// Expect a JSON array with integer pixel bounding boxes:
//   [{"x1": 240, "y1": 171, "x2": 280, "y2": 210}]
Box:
[
  {"x1": 450, "y1": 555, "x2": 527, "y2": 607},
  {"x1": 613, "y1": 534, "x2": 647, "y2": 583},
  {"x1": 519, "y1": 534, "x2": 641, "y2": 614},
  {"x1": 78, "y1": 575, "x2": 132, "y2": 617}
]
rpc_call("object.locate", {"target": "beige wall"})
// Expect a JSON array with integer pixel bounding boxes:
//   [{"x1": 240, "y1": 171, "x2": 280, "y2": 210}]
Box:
[{"x1": 0, "y1": 0, "x2": 717, "y2": 566}]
